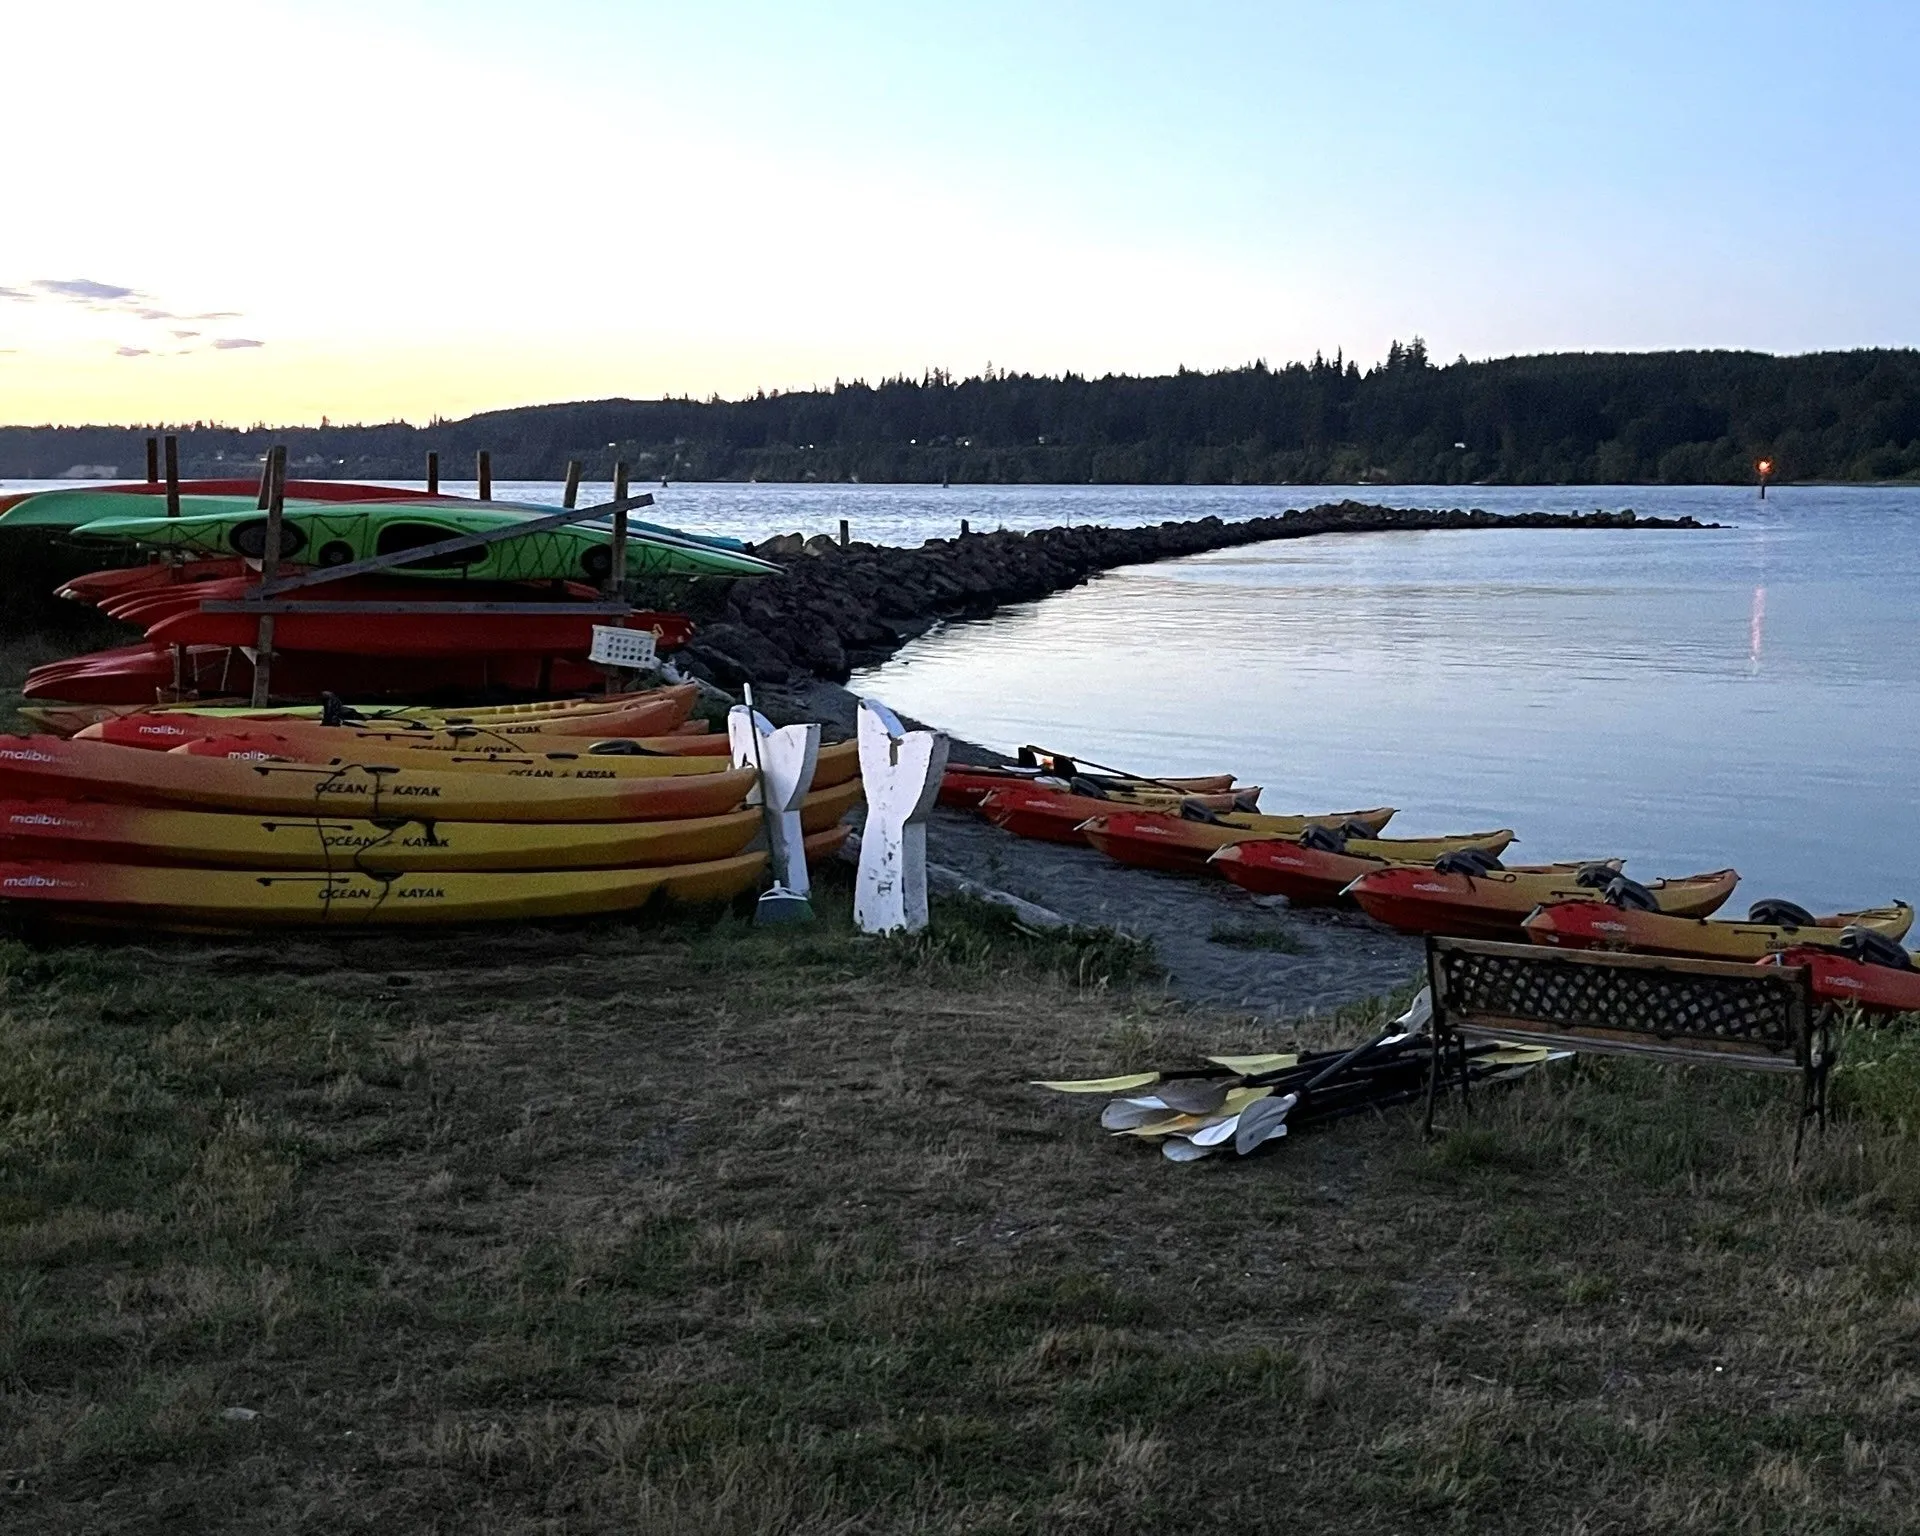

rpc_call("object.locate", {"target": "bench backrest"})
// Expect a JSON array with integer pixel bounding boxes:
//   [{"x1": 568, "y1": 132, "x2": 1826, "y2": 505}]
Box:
[{"x1": 1426, "y1": 937, "x2": 1813, "y2": 1073}]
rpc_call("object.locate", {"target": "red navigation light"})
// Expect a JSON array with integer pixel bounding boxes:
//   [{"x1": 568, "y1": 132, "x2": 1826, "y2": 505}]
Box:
[{"x1": 1756, "y1": 458, "x2": 1774, "y2": 477}]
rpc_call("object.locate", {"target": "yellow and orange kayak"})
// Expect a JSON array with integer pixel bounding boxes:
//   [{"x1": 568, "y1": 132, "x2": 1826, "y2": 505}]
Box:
[
  {"x1": 78, "y1": 686, "x2": 700, "y2": 750},
  {"x1": 0, "y1": 736, "x2": 754, "y2": 823},
  {"x1": 0, "y1": 851, "x2": 770, "y2": 929},
  {"x1": 1076, "y1": 808, "x2": 1430, "y2": 876},
  {"x1": 165, "y1": 732, "x2": 862, "y2": 788},
  {"x1": 0, "y1": 798, "x2": 762, "y2": 872},
  {"x1": 1342, "y1": 864, "x2": 1739, "y2": 937},
  {"x1": 1523, "y1": 898, "x2": 1914, "y2": 961}
]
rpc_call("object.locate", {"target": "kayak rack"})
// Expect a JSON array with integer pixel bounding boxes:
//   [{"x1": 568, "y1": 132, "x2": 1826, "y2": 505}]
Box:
[{"x1": 221, "y1": 444, "x2": 654, "y2": 705}]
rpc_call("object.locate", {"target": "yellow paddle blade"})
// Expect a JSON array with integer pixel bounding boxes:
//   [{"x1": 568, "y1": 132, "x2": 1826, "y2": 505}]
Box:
[
  {"x1": 1477, "y1": 1044, "x2": 1568, "y2": 1066},
  {"x1": 1033, "y1": 1071, "x2": 1161, "y2": 1094},
  {"x1": 1207, "y1": 1053, "x2": 1300, "y2": 1075}
]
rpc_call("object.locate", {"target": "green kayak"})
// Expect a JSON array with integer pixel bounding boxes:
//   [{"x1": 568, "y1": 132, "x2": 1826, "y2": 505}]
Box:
[{"x1": 71, "y1": 500, "x2": 780, "y2": 583}]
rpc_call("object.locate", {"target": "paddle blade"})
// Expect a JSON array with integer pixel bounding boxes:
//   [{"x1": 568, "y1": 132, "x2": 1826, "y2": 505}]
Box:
[
  {"x1": 1161, "y1": 1138, "x2": 1220, "y2": 1162},
  {"x1": 1034, "y1": 1072, "x2": 1161, "y2": 1094},
  {"x1": 1234, "y1": 1092, "x2": 1298, "y2": 1155},
  {"x1": 1151, "y1": 1078, "x2": 1237, "y2": 1115}
]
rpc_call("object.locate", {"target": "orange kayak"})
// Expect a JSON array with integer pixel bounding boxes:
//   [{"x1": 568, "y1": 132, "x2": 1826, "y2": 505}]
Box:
[
  {"x1": 1345, "y1": 864, "x2": 1739, "y2": 937},
  {"x1": 1213, "y1": 841, "x2": 1605, "y2": 911},
  {"x1": 1077, "y1": 807, "x2": 1407, "y2": 875}
]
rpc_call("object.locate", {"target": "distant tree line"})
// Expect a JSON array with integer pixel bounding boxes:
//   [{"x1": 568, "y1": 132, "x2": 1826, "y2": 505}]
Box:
[{"x1": 7, "y1": 346, "x2": 1920, "y2": 486}]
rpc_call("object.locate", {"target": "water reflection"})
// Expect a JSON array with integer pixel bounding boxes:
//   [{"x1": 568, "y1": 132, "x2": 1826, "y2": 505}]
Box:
[{"x1": 853, "y1": 492, "x2": 1920, "y2": 911}]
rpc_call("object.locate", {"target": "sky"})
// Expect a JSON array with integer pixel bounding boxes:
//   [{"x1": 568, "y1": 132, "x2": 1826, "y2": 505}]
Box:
[{"x1": 3, "y1": 0, "x2": 1918, "y2": 426}]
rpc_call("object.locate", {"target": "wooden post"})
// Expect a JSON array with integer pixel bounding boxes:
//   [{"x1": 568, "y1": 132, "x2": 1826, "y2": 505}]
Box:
[
  {"x1": 250, "y1": 446, "x2": 288, "y2": 707},
  {"x1": 163, "y1": 436, "x2": 181, "y2": 517},
  {"x1": 477, "y1": 450, "x2": 492, "y2": 501},
  {"x1": 838, "y1": 518, "x2": 849, "y2": 547},
  {"x1": 960, "y1": 518, "x2": 970, "y2": 536},
  {"x1": 145, "y1": 436, "x2": 159, "y2": 483},
  {"x1": 563, "y1": 459, "x2": 582, "y2": 509},
  {"x1": 426, "y1": 450, "x2": 439, "y2": 495},
  {"x1": 609, "y1": 461, "x2": 630, "y2": 599}
]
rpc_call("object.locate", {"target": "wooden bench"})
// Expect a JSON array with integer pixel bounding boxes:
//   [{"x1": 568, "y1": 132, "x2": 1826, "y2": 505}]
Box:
[{"x1": 1423, "y1": 936, "x2": 1832, "y2": 1153}]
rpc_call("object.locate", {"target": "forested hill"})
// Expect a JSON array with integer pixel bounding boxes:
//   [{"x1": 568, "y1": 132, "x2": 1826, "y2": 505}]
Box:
[{"x1": 7, "y1": 346, "x2": 1920, "y2": 486}]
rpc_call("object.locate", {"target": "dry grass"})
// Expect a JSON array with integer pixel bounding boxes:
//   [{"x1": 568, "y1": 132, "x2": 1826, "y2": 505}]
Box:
[{"x1": 1, "y1": 879, "x2": 1918, "y2": 1533}]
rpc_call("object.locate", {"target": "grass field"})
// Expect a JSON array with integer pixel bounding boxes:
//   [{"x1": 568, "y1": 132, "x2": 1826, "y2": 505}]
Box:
[
  {"x1": 4, "y1": 637, "x2": 1920, "y2": 1531},
  {"x1": 2, "y1": 873, "x2": 1918, "y2": 1534}
]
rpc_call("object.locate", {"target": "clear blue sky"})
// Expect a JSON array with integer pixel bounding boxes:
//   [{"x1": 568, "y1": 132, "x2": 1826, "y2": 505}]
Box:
[{"x1": 4, "y1": 0, "x2": 1916, "y2": 422}]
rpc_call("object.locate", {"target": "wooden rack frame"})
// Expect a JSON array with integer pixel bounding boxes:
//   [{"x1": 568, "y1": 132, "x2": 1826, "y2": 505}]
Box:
[{"x1": 212, "y1": 446, "x2": 652, "y2": 704}]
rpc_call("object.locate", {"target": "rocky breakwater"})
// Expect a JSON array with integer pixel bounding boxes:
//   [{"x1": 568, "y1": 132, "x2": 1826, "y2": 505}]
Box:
[{"x1": 674, "y1": 499, "x2": 1708, "y2": 688}]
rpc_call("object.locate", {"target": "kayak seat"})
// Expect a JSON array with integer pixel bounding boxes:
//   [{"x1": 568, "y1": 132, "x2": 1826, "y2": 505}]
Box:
[
  {"x1": 1179, "y1": 801, "x2": 1227, "y2": 825},
  {"x1": 1067, "y1": 776, "x2": 1112, "y2": 800},
  {"x1": 1837, "y1": 925, "x2": 1913, "y2": 970},
  {"x1": 1433, "y1": 848, "x2": 1503, "y2": 877},
  {"x1": 1298, "y1": 824, "x2": 1347, "y2": 854},
  {"x1": 1603, "y1": 875, "x2": 1660, "y2": 911},
  {"x1": 1748, "y1": 898, "x2": 1816, "y2": 929},
  {"x1": 1573, "y1": 862, "x2": 1616, "y2": 890}
]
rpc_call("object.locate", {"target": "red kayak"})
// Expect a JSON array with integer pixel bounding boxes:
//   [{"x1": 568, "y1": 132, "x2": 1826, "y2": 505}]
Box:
[
  {"x1": 1770, "y1": 945, "x2": 1920, "y2": 1013},
  {"x1": 60, "y1": 559, "x2": 253, "y2": 605},
  {"x1": 145, "y1": 605, "x2": 691, "y2": 658},
  {"x1": 22, "y1": 644, "x2": 611, "y2": 704},
  {"x1": 99, "y1": 574, "x2": 612, "y2": 626}
]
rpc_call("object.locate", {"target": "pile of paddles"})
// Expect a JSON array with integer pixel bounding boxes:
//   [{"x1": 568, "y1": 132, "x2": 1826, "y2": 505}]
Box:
[
  {"x1": 0, "y1": 477, "x2": 778, "y2": 705},
  {"x1": 944, "y1": 748, "x2": 1919, "y2": 1013},
  {"x1": 0, "y1": 685, "x2": 859, "y2": 931},
  {"x1": 1035, "y1": 992, "x2": 1568, "y2": 1163}
]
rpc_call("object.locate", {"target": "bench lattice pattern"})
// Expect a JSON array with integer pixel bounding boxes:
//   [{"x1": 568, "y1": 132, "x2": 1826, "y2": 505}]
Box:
[{"x1": 1431, "y1": 943, "x2": 1806, "y2": 1063}]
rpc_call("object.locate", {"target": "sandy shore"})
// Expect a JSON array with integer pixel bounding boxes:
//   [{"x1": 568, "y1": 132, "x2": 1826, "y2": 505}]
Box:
[{"x1": 765, "y1": 676, "x2": 1424, "y2": 1017}]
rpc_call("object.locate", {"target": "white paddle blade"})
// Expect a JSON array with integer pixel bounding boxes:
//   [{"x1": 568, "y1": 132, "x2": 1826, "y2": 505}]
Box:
[
  {"x1": 1188, "y1": 1115, "x2": 1241, "y2": 1147},
  {"x1": 1162, "y1": 1137, "x2": 1220, "y2": 1162},
  {"x1": 1234, "y1": 1092, "x2": 1298, "y2": 1155},
  {"x1": 1151, "y1": 1078, "x2": 1235, "y2": 1115},
  {"x1": 1101, "y1": 1099, "x2": 1179, "y2": 1131}
]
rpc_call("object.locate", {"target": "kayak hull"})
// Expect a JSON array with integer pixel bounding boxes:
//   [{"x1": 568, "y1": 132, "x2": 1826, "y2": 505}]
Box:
[
  {"x1": 939, "y1": 767, "x2": 1235, "y2": 811},
  {"x1": 978, "y1": 788, "x2": 1382, "y2": 851}
]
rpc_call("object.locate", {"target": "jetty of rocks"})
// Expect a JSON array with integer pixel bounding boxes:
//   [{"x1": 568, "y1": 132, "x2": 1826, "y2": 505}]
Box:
[{"x1": 675, "y1": 499, "x2": 1708, "y2": 688}]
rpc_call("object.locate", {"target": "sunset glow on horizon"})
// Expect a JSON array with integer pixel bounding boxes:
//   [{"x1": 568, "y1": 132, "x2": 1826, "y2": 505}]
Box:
[{"x1": 4, "y1": 0, "x2": 1918, "y2": 426}]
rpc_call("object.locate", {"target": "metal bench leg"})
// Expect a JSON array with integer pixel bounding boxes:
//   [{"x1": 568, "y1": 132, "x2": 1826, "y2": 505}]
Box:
[
  {"x1": 1423, "y1": 1027, "x2": 1445, "y2": 1138},
  {"x1": 1456, "y1": 1033, "x2": 1472, "y2": 1118}
]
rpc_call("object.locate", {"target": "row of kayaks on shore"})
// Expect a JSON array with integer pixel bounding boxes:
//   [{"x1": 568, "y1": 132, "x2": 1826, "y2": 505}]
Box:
[
  {"x1": 945, "y1": 753, "x2": 1920, "y2": 1012},
  {"x1": 0, "y1": 686, "x2": 860, "y2": 931}
]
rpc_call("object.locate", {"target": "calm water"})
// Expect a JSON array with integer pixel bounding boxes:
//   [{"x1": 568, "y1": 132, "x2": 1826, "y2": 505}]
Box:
[
  {"x1": 841, "y1": 485, "x2": 1920, "y2": 914},
  {"x1": 9, "y1": 476, "x2": 1915, "y2": 908}
]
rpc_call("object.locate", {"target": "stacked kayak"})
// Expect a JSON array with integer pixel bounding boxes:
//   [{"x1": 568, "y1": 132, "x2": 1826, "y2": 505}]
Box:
[
  {"x1": 0, "y1": 719, "x2": 860, "y2": 929},
  {"x1": 1078, "y1": 808, "x2": 1424, "y2": 876},
  {"x1": 1343, "y1": 861, "x2": 1740, "y2": 936},
  {"x1": 12, "y1": 485, "x2": 774, "y2": 706},
  {"x1": 1521, "y1": 896, "x2": 1914, "y2": 961},
  {"x1": 976, "y1": 784, "x2": 1268, "y2": 846}
]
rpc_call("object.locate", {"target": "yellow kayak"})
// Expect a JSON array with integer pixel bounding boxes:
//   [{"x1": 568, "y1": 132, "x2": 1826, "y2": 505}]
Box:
[
  {"x1": 0, "y1": 850, "x2": 769, "y2": 929},
  {"x1": 169, "y1": 733, "x2": 862, "y2": 788},
  {"x1": 0, "y1": 799, "x2": 763, "y2": 872},
  {"x1": 0, "y1": 736, "x2": 755, "y2": 823}
]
